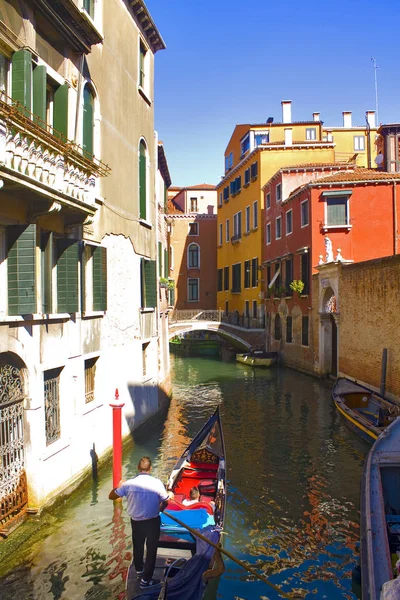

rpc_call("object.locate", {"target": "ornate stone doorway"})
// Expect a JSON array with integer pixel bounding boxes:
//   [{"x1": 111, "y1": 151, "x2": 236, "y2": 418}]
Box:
[{"x1": 0, "y1": 354, "x2": 28, "y2": 530}]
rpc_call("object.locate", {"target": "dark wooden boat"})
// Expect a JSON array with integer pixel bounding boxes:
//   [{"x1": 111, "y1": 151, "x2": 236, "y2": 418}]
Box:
[
  {"x1": 128, "y1": 407, "x2": 226, "y2": 599},
  {"x1": 360, "y1": 415, "x2": 400, "y2": 599},
  {"x1": 332, "y1": 378, "x2": 400, "y2": 444}
]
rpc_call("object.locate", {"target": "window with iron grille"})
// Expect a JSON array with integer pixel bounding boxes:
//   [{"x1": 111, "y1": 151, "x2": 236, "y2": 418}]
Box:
[
  {"x1": 244, "y1": 260, "x2": 251, "y2": 288},
  {"x1": 302, "y1": 316, "x2": 309, "y2": 346},
  {"x1": 251, "y1": 257, "x2": 258, "y2": 287},
  {"x1": 44, "y1": 368, "x2": 62, "y2": 446},
  {"x1": 274, "y1": 315, "x2": 281, "y2": 340},
  {"x1": 85, "y1": 357, "x2": 97, "y2": 404},
  {"x1": 286, "y1": 316, "x2": 293, "y2": 343}
]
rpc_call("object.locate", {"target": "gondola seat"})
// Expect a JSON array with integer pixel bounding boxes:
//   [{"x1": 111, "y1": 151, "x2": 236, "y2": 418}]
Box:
[{"x1": 198, "y1": 479, "x2": 217, "y2": 495}]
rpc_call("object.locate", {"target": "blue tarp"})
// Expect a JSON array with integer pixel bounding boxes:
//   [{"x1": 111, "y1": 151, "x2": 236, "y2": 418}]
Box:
[{"x1": 160, "y1": 509, "x2": 214, "y2": 542}]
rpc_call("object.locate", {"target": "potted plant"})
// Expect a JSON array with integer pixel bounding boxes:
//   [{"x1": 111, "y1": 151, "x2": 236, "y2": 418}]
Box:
[
  {"x1": 289, "y1": 280, "x2": 304, "y2": 296},
  {"x1": 159, "y1": 277, "x2": 169, "y2": 289}
]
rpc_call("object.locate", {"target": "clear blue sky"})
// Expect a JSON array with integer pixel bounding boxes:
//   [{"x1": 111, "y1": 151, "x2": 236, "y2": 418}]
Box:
[{"x1": 145, "y1": 0, "x2": 400, "y2": 187}]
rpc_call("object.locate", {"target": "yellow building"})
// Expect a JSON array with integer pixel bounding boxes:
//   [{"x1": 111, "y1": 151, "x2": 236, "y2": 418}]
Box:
[{"x1": 216, "y1": 101, "x2": 377, "y2": 319}]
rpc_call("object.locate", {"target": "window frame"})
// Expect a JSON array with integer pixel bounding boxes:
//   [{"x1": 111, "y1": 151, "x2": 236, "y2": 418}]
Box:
[
  {"x1": 188, "y1": 222, "x2": 199, "y2": 236},
  {"x1": 219, "y1": 223, "x2": 223, "y2": 246},
  {"x1": 286, "y1": 209, "x2": 293, "y2": 235},
  {"x1": 302, "y1": 315, "x2": 309, "y2": 347},
  {"x1": 286, "y1": 316, "x2": 293, "y2": 344},
  {"x1": 187, "y1": 243, "x2": 200, "y2": 269},
  {"x1": 301, "y1": 199, "x2": 309, "y2": 228},
  {"x1": 324, "y1": 196, "x2": 351, "y2": 228},
  {"x1": 233, "y1": 211, "x2": 242, "y2": 240},
  {"x1": 245, "y1": 205, "x2": 251, "y2": 233},
  {"x1": 266, "y1": 222, "x2": 271, "y2": 245},
  {"x1": 275, "y1": 216, "x2": 282, "y2": 240},
  {"x1": 276, "y1": 183, "x2": 282, "y2": 203},
  {"x1": 354, "y1": 135, "x2": 365, "y2": 151},
  {"x1": 231, "y1": 262, "x2": 241, "y2": 293},
  {"x1": 225, "y1": 219, "x2": 229, "y2": 243},
  {"x1": 244, "y1": 168, "x2": 250, "y2": 186},
  {"x1": 266, "y1": 191, "x2": 271, "y2": 209},
  {"x1": 244, "y1": 260, "x2": 251, "y2": 289},
  {"x1": 223, "y1": 266, "x2": 229, "y2": 291},
  {"x1": 188, "y1": 277, "x2": 199, "y2": 302},
  {"x1": 306, "y1": 127, "x2": 316, "y2": 141},
  {"x1": 253, "y1": 200, "x2": 258, "y2": 229},
  {"x1": 189, "y1": 197, "x2": 198, "y2": 213}
]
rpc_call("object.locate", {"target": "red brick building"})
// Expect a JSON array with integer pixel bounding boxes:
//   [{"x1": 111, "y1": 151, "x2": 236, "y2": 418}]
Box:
[
  {"x1": 167, "y1": 185, "x2": 217, "y2": 310},
  {"x1": 262, "y1": 168, "x2": 400, "y2": 374}
]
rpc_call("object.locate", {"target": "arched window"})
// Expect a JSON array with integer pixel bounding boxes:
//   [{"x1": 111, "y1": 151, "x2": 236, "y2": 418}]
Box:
[
  {"x1": 82, "y1": 84, "x2": 94, "y2": 157},
  {"x1": 188, "y1": 243, "x2": 199, "y2": 268},
  {"x1": 274, "y1": 314, "x2": 282, "y2": 340},
  {"x1": 139, "y1": 140, "x2": 147, "y2": 220}
]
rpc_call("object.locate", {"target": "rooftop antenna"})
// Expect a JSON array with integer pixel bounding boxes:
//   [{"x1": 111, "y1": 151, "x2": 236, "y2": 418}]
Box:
[{"x1": 371, "y1": 57, "x2": 379, "y2": 125}]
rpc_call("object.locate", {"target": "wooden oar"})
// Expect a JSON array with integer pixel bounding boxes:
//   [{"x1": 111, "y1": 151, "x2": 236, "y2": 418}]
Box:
[{"x1": 163, "y1": 510, "x2": 299, "y2": 599}]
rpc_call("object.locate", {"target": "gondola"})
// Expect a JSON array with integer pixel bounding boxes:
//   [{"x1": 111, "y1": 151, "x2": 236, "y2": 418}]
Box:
[
  {"x1": 128, "y1": 406, "x2": 226, "y2": 600},
  {"x1": 332, "y1": 377, "x2": 400, "y2": 444},
  {"x1": 360, "y1": 415, "x2": 400, "y2": 599},
  {"x1": 236, "y1": 350, "x2": 277, "y2": 368}
]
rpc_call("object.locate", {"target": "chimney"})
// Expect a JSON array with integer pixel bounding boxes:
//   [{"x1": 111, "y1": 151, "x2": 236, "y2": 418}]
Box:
[
  {"x1": 313, "y1": 112, "x2": 320, "y2": 122},
  {"x1": 284, "y1": 128, "x2": 293, "y2": 146},
  {"x1": 281, "y1": 101, "x2": 292, "y2": 123},
  {"x1": 207, "y1": 205, "x2": 214, "y2": 215},
  {"x1": 366, "y1": 110, "x2": 376, "y2": 129},
  {"x1": 342, "y1": 111, "x2": 352, "y2": 128}
]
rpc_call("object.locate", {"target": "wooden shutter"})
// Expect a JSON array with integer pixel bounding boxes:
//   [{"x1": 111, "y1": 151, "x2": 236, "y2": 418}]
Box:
[
  {"x1": 11, "y1": 50, "x2": 32, "y2": 114},
  {"x1": 82, "y1": 85, "x2": 94, "y2": 158},
  {"x1": 139, "y1": 142, "x2": 147, "y2": 219},
  {"x1": 53, "y1": 84, "x2": 69, "y2": 141},
  {"x1": 7, "y1": 224, "x2": 36, "y2": 315},
  {"x1": 164, "y1": 248, "x2": 168, "y2": 279},
  {"x1": 57, "y1": 240, "x2": 79, "y2": 313},
  {"x1": 93, "y1": 246, "x2": 107, "y2": 311},
  {"x1": 32, "y1": 65, "x2": 46, "y2": 124},
  {"x1": 158, "y1": 242, "x2": 162, "y2": 277},
  {"x1": 143, "y1": 259, "x2": 156, "y2": 308}
]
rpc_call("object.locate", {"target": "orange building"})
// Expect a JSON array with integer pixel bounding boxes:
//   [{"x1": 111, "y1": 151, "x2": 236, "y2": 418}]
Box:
[
  {"x1": 262, "y1": 168, "x2": 400, "y2": 375},
  {"x1": 167, "y1": 185, "x2": 217, "y2": 310}
]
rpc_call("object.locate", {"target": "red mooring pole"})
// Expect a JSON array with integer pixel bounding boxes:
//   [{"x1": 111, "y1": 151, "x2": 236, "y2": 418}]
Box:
[{"x1": 110, "y1": 388, "x2": 124, "y2": 489}]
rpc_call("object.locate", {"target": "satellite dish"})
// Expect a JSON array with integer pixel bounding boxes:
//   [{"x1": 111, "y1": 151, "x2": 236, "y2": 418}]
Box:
[{"x1": 266, "y1": 117, "x2": 274, "y2": 124}]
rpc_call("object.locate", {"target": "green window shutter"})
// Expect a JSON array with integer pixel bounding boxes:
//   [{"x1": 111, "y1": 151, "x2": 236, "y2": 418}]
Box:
[
  {"x1": 11, "y1": 50, "x2": 32, "y2": 114},
  {"x1": 164, "y1": 248, "x2": 168, "y2": 279},
  {"x1": 82, "y1": 85, "x2": 94, "y2": 158},
  {"x1": 158, "y1": 242, "x2": 162, "y2": 277},
  {"x1": 144, "y1": 259, "x2": 156, "y2": 308},
  {"x1": 53, "y1": 84, "x2": 69, "y2": 141},
  {"x1": 57, "y1": 240, "x2": 79, "y2": 313},
  {"x1": 32, "y1": 65, "x2": 46, "y2": 124},
  {"x1": 7, "y1": 224, "x2": 36, "y2": 316},
  {"x1": 139, "y1": 142, "x2": 147, "y2": 219},
  {"x1": 93, "y1": 246, "x2": 107, "y2": 311}
]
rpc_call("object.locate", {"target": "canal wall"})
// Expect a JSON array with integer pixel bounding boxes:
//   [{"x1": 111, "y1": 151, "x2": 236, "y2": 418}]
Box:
[{"x1": 337, "y1": 255, "x2": 400, "y2": 399}]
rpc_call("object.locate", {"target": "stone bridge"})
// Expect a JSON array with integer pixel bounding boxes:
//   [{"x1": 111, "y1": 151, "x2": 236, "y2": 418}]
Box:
[{"x1": 168, "y1": 310, "x2": 266, "y2": 350}]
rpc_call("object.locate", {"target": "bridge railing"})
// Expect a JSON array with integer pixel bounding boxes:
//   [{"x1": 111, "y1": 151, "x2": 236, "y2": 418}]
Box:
[
  {"x1": 169, "y1": 309, "x2": 265, "y2": 330},
  {"x1": 169, "y1": 309, "x2": 222, "y2": 323}
]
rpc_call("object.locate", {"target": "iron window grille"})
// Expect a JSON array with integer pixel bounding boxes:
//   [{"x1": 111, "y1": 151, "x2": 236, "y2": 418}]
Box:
[
  {"x1": 85, "y1": 358, "x2": 97, "y2": 404},
  {"x1": 44, "y1": 368, "x2": 61, "y2": 446}
]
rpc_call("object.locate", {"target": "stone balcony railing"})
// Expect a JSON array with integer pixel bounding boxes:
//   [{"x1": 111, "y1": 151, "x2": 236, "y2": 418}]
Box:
[{"x1": 0, "y1": 92, "x2": 110, "y2": 209}]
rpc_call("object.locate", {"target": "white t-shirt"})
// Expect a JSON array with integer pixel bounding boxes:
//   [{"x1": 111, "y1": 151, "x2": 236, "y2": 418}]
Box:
[
  {"x1": 182, "y1": 498, "x2": 199, "y2": 506},
  {"x1": 116, "y1": 473, "x2": 169, "y2": 520}
]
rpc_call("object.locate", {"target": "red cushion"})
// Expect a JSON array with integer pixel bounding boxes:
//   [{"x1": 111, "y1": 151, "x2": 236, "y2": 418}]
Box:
[
  {"x1": 166, "y1": 500, "x2": 185, "y2": 511},
  {"x1": 188, "y1": 462, "x2": 218, "y2": 471},
  {"x1": 200, "y1": 495, "x2": 213, "y2": 503},
  {"x1": 173, "y1": 494, "x2": 184, "y2": 504}
]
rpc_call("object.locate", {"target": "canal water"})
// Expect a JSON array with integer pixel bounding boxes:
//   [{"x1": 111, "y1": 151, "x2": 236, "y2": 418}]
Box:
[{"x1": 0, "y1": 356, "x2": 369, "y2": 600}]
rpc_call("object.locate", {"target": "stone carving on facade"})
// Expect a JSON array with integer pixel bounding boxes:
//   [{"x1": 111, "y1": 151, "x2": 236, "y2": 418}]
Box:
[{"x1": 325, "y1": 236, "x2": 334, "y2": 262}]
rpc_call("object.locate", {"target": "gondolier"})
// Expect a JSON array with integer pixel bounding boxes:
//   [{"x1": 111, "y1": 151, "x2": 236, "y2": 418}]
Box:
[{"x1": 109, "y1": 456, "x2": 173, "y2": 589}]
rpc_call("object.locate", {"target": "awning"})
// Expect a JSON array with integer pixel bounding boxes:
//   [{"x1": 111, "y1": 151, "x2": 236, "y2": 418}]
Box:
[{"x1": 268, "y1": 266, "x2": 280, "y2": 289}]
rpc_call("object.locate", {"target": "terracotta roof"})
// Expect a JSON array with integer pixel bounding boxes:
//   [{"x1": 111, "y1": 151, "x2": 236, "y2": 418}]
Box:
[
  {"x1": 311, "y1": 169, "x2": 400, "y2": 184},
  {"x1": 167, "y1": 198, "x2": 183, "y2": 214},
  {"x1": 262, "y1": 163, "x2": 356, "y2": 191}
]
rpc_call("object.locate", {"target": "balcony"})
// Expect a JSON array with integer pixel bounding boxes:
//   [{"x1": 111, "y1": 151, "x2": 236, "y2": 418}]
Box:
[
  {"x1": 0, "y1": 92, "x2": 110, "y2": 218},
  {"x1": 231, "y1": 233, "x2": 242, "y2": 244}
]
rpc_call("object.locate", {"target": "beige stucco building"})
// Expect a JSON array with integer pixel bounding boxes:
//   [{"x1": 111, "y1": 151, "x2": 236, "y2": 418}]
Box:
[{"x1": 0, "y1": 0, "x2": 170, "y2": 532}]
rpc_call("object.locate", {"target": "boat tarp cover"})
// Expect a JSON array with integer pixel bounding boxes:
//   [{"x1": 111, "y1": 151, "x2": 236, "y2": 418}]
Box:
[
  {"x1": 132, "y1": 526, "x2": 220, "y2": 600},
  {"x1": 334, "y1": 378, "x2": 372, "y2": 396},
  {"x1": 160, "y1": 508, "x2": 215, "y2": 542}
]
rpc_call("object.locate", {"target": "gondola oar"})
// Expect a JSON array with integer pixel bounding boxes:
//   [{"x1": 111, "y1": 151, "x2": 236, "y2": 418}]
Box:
[{"x1": 163, "y1": 510, "x2": 300, "y2": 599}]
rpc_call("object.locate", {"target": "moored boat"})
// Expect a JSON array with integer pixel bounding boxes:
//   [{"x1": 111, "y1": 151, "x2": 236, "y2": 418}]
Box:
[
  {"x1": 360, "y1": 415, "x2": 400, "y2": 599},
  {"x1": 332, "y1": 377, "x2": 400, "y2": 444},
  {"x1": 236, "y1": 350, "x2": 277, "y2": 368},
  {"x1": 128, "y1": 407, "x2": 226, "y2": 599}
]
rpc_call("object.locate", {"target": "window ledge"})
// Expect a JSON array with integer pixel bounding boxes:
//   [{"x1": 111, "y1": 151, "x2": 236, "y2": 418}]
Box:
[
  {"x1": 252, "y1": 227, "x2": 258, "y2": 232},
  {"x1": 321, "y1": 224, "x2": 352, "y2": 232},
  {"x1": 244, "y1": 231, "x2": 250, "y2": 236},
  {"x1": 138, "y1": 86, "x2": 152, "y2": 106},
  {"x1": 82, "y1": 402, "x2": 104, "y2": 416},
  {"x1": 231, "y1": 291, "x2": 241, "y2": 294},
  {"x1": 217, "y1": 243, "x2": 223, "y2": 248},
  {"x1": 251, "y1": 177, "x2": 258, "y2": 182},
  {"x1": 140, "y1": 308, "x2": 155, "y2": 313},
  {"x1": 82, "y1": 311, "x2": 106, "y2": 319},
  {"x1": 0, "y1": 313, "x2": 71, "y2": 324},
  {"x1": 243, "y1": 183, "x2": 250, "y2": 188},
  {"x1": 139, "y1": 218, "x2": 153, "y2": 229}
]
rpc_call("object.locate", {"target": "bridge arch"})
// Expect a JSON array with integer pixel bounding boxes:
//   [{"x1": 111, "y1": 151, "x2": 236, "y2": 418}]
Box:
[{"x1": 168, "y1": 323, "x2": 253, "y2": 351}]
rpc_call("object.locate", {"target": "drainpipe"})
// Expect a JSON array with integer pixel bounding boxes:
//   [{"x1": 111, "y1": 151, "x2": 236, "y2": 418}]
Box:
[{"x1": 394, "y1": 181, "x2": 397, "y2": 255}]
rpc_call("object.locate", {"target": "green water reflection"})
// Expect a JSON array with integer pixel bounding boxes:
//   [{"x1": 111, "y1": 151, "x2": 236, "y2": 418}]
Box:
[{"x1": 0, "y1": 357, "x2": 368, "y2": 600}]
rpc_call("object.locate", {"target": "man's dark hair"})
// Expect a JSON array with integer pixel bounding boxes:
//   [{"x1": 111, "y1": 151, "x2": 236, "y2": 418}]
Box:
[{"x1": 138, "y1": 456, "x2": 152, "y2": 472}]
